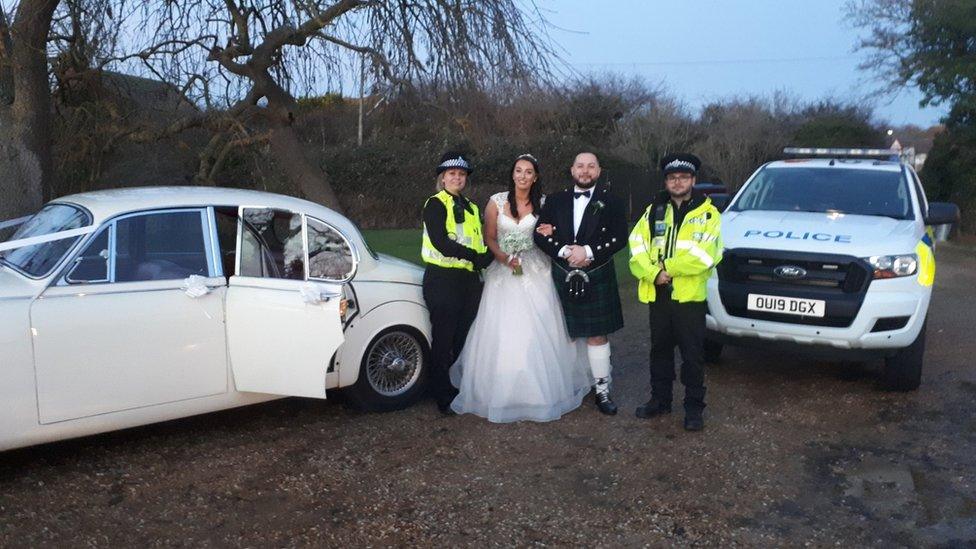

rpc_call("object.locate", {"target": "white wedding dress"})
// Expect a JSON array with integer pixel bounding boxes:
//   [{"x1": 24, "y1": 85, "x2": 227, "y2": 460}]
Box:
[{"x1": 450, "y1": 192, "x2": 591, "y2": 422}]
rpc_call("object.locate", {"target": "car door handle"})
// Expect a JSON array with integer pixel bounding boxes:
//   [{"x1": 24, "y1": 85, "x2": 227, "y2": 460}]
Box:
[
  {"x1": 300, "y1": 284, "x2": 341, "y2": 304},
  {"x1": 319, "y1": 291, "x2": 342, "y2": 302}
]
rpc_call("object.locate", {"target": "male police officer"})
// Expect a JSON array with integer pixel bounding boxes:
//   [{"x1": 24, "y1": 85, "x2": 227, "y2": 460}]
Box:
[{"x1": 628, "y1": 153, "x2": 722, "y2": 431}]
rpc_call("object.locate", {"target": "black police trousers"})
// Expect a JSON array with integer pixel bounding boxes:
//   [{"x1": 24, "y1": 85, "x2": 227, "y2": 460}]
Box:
[
  {"x1": 422, "y1": 265, "x2": 483, "y2": 409},
  {"x1": 648, "y1": 286, "x2": 707, "y2": 412}
]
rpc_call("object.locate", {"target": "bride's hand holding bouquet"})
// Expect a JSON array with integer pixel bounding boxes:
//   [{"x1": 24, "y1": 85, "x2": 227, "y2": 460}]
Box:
[{"x1": 499, "y1": 231, "x2": 533, "y2": 275}]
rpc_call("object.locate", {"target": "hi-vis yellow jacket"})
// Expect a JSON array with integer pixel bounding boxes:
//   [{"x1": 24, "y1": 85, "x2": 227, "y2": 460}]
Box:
[
  {"x1": 629, "y1": 196, "x2": 722, "y2": 303},
  {"x1": 421, "y1": 190, "x2": 487, "y2": 271}
]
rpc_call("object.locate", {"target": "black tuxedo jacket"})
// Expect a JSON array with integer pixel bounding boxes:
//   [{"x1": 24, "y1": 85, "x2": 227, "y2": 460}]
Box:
[{"x1": 534, "y1": 181, "x2": 628, "y2": 272}]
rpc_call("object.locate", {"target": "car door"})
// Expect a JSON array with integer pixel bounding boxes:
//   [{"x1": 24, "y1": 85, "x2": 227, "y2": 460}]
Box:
[
  {"x1": 225, "y1": 207, "x2": 353, "y2": 399},
  {"x1": 30, "y1": 208, "x2": 228, "y2": 424}
]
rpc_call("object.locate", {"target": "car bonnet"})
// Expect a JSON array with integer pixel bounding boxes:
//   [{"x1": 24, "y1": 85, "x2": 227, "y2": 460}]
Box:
[{"x1": 721, "y1": 210, "x2": 919, "y2": 257}]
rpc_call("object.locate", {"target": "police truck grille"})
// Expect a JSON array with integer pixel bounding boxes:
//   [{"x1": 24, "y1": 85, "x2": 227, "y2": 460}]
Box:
[{"x1": 716, "y1": 248, "x2": 872, "y2": 327}]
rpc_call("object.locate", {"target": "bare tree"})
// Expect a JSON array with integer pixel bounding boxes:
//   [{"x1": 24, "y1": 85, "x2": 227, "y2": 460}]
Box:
[
  {"x1": 0, "y1": 0, "x2": 555, "y2": 219},
  {"x1": 846, "y1": 0, "x2": 914, "y2": 96},
  {"x1": 91, "y1": 0, "x2": 557, "y2": 211},
  {"x1": 0, "y1": 0, "x2": 61, "y2": 220},
  {"x1": 616, "y1": 94, "x2": 698, "y2": 169},
  {"x1": 0, "y1": 7, "x2": 12, "y2": 104},
  {"x1": 848, "y1": 0, "x2": 976, "y2": 109},
  {"x1": 696, "y1": 96, "x2": 794, "y2": 191}
]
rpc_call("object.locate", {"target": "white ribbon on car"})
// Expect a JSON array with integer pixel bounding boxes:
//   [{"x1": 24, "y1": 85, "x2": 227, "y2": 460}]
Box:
[
  {"x1": 300, "y1": 282, "x2": 326, "y2": 304},
  {"x1": 181, "y1": 275, "x2": 212, "y2": 298},
  {"x1": 0, "y1": 216, "x2": 31, "y2": 231},
  {"x1": 0, "y1": 225, "x2": 97, "y2": 253}
]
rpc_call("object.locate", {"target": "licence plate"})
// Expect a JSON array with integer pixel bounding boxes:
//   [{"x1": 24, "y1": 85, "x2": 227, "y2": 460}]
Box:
[{"x1": 747, "y1": 294, "x2": 825, "y2": 317}]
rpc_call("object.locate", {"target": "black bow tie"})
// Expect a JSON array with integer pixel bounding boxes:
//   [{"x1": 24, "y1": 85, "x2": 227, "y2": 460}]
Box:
[{"x1": 574, "y1": 190, "x2": 591, "y2": 199}]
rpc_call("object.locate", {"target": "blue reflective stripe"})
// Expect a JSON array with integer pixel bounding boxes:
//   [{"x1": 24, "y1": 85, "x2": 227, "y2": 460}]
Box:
[{"x1": 921, "y1": 232, "x2": 934, "y2": 248}]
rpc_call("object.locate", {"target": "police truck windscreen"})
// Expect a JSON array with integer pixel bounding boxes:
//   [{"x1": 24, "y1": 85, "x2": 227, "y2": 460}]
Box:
[{"x1": 731, "y1": 166, "x2": 913, "y2": 220}]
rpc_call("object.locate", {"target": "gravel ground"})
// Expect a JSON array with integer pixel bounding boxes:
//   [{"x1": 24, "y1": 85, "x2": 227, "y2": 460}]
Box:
[{"x1": 1, "y1": 243, "x2": 975, "y2": 547}]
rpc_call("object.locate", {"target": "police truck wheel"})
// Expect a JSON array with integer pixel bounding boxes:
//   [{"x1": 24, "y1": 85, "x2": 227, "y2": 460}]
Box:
[
  {"x1": 881, "y1": 322, "x2": 926, "y2": 392},
  {"x1": 704, "y1": 338, "x2": 723, "y2": 363},
  {"x1": 344, "y1": 326, "x2": 430, "y2": 412}
]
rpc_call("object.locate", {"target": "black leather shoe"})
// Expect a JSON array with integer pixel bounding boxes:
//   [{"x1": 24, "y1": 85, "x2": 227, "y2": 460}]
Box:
[
  {"x1": 595, "y1": 392, "x2": 618, "y2": 415},
  {"x1": 683, "y1": 412, "x2": 704, "y2": 431},
  {"x1": 635, "y1": 398, "x2": 672, "y2": 419},
  {"x1": 437, "y1": 402, "x2": 457, "y2": 416}
]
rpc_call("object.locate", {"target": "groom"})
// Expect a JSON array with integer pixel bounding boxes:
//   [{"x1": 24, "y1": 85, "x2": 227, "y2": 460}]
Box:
[{"x1": 534, "y1": 152, "x2": 628, "y2": 415}]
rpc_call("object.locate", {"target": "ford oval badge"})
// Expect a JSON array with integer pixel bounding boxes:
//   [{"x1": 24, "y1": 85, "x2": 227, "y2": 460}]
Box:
[{"x1": 774, "y1": 265, "x2": 807, "y2": 279}]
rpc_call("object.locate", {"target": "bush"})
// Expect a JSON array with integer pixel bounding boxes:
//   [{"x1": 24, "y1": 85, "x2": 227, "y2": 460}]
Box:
[{"x1": 921, "y1": 105, "x2": 976, "y2": 233}]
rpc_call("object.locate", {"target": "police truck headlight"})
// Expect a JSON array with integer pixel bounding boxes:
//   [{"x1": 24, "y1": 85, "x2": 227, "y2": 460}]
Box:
[{"x1": 863, "y1": 254, "x2": 918, "y2": 279}]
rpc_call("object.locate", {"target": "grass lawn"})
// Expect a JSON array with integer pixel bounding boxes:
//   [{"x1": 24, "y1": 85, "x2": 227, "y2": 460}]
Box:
[
  {"x1": 362, "y1": 229, "x2": 636, "y2": 288},
  {"x1": 362, "y1": 229, "x2": 423, "y2": 264}
]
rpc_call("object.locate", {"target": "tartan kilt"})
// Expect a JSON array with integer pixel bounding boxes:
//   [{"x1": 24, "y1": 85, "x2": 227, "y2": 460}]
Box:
[{"x1": 551, "y1": 261, "x2": 624, "y2": 338}]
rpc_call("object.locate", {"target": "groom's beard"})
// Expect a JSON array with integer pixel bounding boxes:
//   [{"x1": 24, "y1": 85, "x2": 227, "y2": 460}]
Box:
[{"x1": 573, "y1": 178, "x2": 597, "y2": 189}]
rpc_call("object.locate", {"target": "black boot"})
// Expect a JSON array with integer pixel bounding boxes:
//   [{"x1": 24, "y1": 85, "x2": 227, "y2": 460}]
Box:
[
  {"x1": 437, "y1": 401, "x2": 457, "y2": 416},
  {"x1": 594, "y1": 379, "x2": 618, "y2": 416},
  {"x1": 635, "y1": 398, "x2": 672, "y2": 419},
  {"x1": 684, "y1": 409, "x2": 704, "y2": 431}
]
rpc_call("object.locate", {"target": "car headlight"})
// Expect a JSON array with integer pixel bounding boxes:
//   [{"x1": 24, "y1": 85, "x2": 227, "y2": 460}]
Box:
[{"x1": 863, "y1": 254, "x2": 918, "y2": 279}]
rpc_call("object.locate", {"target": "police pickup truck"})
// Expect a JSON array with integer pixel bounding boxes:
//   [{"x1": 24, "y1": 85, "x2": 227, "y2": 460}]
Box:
[{"x1": 705, "y1": 148, "x2": 960, "y2": 390}]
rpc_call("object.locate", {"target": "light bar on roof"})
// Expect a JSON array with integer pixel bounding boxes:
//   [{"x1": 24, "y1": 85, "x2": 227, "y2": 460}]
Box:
[{"x1": 783, "y1": 147, "x2": 899, "y2": 157}]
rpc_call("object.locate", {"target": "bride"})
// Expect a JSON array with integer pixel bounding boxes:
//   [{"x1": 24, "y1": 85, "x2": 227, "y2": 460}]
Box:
[{"x1": 450, "y1": 154, "x2": 591, "y2": 422}]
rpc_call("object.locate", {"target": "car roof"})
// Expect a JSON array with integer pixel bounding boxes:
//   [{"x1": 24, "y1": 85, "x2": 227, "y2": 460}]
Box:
[
  {"x1": 53, "y1": 186, "x2": 337, "y2": 224},
  {"x1": 50, "y1": 186, "x2": 376, "y2": 270},
  {"x1": 765, "y1": 158, "x2": 904, "y2": 172}
]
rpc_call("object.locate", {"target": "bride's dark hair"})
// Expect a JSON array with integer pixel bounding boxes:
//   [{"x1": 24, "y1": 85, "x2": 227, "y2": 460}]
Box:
[{"x1": 507, "y1": 154, "x2": 543, "y2": 219}]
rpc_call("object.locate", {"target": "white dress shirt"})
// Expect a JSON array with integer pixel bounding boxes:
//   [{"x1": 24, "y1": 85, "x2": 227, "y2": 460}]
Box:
[{"x1": 559, "y1": 186, "x2": 595, "y2": 261}]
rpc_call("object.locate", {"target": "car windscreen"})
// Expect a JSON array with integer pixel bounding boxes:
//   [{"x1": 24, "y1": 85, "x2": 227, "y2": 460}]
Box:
[
  {"x1": 0, "y1": 204, "x2": 92, "y2": 277},
  {"x1": 730, "y1": 166, "x2": 913, "y2": 220}
]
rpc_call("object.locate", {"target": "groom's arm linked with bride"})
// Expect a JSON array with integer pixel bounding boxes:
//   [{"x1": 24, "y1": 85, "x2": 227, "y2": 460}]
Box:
[{"x1": 532, "y1": 180, "x2": 628, "y2": 276}]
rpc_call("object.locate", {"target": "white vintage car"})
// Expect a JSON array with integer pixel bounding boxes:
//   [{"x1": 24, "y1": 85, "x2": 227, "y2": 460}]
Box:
[{"x1": 0, "y1": 187, "x2": 431, "y2": 451}]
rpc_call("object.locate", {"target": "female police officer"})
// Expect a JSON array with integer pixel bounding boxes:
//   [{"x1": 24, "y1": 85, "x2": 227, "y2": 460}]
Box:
[{"x1": 421, "y1": 152, "x2": 492, "y2": 414}]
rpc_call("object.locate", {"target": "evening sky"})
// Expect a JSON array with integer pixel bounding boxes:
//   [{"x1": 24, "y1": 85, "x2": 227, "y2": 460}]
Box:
[{"x1": 541, "y1": 0, "x2": 947, "y2": 127}]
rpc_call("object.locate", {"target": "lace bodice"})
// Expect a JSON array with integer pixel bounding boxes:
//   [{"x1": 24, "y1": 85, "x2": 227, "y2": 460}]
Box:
[
  {"x1": 491, "y1": 191, "x2": 537, "y2": 236},
  {"x1": 488, "y1": 192, "x2": 549, "y2": 278}
]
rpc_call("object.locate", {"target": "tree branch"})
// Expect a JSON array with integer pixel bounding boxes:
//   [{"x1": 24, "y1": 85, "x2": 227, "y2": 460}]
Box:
[
  {"x1": 249, "y1": 0, "x2": 366, "y2": 69},
  {"x1": 316, "y1": 32, "x2": 412, "y2": 89}
]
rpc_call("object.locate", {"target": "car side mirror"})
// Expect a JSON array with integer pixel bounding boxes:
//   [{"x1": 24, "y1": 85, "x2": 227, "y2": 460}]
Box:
[
  {"x1": 925, "y1": 202, "x2": 960, "y2": 226},
  {"x1": 709, "y1": 193, "x2": 731, "y2": 212}
]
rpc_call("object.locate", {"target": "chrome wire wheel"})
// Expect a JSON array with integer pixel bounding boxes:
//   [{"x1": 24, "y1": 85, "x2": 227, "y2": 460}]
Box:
[{"x1": 365, "y1": 331, "x2": 424, "y2": 397}]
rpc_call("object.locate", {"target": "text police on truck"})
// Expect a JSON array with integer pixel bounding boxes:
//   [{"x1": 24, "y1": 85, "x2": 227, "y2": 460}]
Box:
[{"x1": 705, "y1": 148, "x2": 960, "y2": 391}]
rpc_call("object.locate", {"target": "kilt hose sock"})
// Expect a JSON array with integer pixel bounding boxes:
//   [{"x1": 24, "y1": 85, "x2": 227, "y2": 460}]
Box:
[{"x1": 587, "y1": 342, "x2": 612, "y2": 384}]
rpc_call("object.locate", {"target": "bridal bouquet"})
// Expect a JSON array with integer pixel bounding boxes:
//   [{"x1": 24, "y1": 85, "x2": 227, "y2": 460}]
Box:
[{"x1": 499, "y1": 232, "x2": 533, "y2": 275}]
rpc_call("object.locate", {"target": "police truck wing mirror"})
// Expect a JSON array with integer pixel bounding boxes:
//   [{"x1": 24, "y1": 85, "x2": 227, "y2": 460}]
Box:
[
  {"x1": 924, "y1": 202, "x2": 960, "y2": 226},
  {"x1": 709, "y1": 193, "x2": 731, "y2": 213}
]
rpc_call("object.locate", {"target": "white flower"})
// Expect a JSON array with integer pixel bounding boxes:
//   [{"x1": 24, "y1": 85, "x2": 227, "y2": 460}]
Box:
[{"x1": 498, "y1": 231, "x2": 533, "y2": 255}]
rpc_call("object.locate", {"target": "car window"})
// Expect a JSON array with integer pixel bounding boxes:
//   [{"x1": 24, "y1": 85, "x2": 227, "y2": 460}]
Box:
[
  {"x1": 307, "y1": 217, "x2": 355, "y2": 281},
  {"x1": 114, "y1": 210, "x2": 211, "y2": 282},
  {"x1": 65, "y1": 228, "x2": 111, "y2": 283},
  {"x1": 239, "y1": 208, "x2": 304, "y2": 280},
  {"x1": 732, "y1": 166, "x2": 914, "y2": 220},
  {"x1": 0, "y1": 204, "x2": 91, "y2": 277}
]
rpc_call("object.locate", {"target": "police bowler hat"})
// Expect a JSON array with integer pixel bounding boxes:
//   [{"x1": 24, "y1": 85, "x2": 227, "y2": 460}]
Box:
[
  {"x1": 436, "y1": 151, "x2": 474, "y2": 175},
  {"x1": 660, "y1": 153, "x2": 701, "y2": 176}
]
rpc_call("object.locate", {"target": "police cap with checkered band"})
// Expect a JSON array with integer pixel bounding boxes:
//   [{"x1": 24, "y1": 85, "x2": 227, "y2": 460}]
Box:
[
  {"x1": 435, "y1": 151, "x2": 474, "y2": 175},
  {"x1": 659, "y1": 153, "x2": 701, "y2": 176}
]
